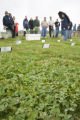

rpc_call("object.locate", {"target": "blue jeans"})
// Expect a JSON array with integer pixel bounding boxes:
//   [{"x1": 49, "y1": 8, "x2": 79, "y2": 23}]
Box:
[
  {"x1": 41, "y1": 28, "x2": 47, "y2": 37},
  {"x1": 62, "y1": 30, "x2": 68, "y2": 41},
  {"x1": 55, "y1": 27, "x2": 59, "y2": 37},
  {"x1": 68, "y1": 30, "x2": 72, "y2": 39}
]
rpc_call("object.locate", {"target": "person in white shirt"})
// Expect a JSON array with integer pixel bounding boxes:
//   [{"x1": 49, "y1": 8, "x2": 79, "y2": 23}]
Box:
[{"x1": 49, "y1": 17, "x2": 54, "y2": 38}]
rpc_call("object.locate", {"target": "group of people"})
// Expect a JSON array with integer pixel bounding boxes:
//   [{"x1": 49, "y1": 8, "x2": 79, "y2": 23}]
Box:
[
  {"x1": 3, "y1": 11, "x2": 19, "y2": 38},
  {"x1": 23, "y1": 16, "x2": 40, "y2": 36},
  {"x1": 41, "y1": 17, "x2": 60, "y2": 38},
  {"x1": 3, "y1": 11, "x2": 80, "y2": 40},
  {"x1": 23, "y1": 15, "x2": 73, "y2": 40},
  {"x1": 23, "y1": 16, "x2": 60, "y2": 38}
]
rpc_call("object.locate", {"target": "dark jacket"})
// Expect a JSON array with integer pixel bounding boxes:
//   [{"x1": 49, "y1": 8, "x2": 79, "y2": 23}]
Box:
[
  {"x1": 33, "y1": 19, "x2": 40, "y2": 27},
  {"x1": 55, "y1": 22, "x2": 60, "y2": 27},
  {"x1": 68, "y1": 22, "x2": 73, "y2": 30},
  {"x1": 3, "y1": 15, "x2": 13, "y2": 27},
  {"x1": 29, "y1": 20, "x2": 34, "y2": 29},
  {"x1": 9, "y1": 17, "x2": 14, "y2": 26},
  {"x1": 23, "y1": 19, "x2": 29, "y2": 29},
  {"x1": 61, "y1": 17, "x2": 69, "y2": 30}
]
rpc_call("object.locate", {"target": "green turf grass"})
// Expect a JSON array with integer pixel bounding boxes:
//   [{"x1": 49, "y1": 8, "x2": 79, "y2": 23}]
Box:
[{"x1": 0, "y1": 35, "x2": 80, "y2": 120}]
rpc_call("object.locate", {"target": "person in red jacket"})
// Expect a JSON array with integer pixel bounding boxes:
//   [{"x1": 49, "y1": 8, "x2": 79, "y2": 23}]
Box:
[{"x1": 15, "y1": 23, "x2": 19, "y2": 36}]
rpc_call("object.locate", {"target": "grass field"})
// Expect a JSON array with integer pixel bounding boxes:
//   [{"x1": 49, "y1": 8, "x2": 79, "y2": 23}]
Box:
[{"x1": 0, "y1": 35, "x2": 80, "y2": 120}]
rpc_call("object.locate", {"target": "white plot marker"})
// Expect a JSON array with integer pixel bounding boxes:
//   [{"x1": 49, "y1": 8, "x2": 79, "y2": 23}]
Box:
[
  {"x1": 16, "y1": 41, "x2": 22, "y2": 45},
  {"x1": 70, "y1": 39, "x2": 72, "y2": 42},
  {"x1": 71, "y1": 43, "x2": 75, "y2": 46},
  {"x1": 0, "y1": 47, "x2": 12, "y2": 52},
  {"x1": 43, "y1": 44, "x2": 50, "y2": 48},
  {"x1": 42, "y1": 40, "x2": 45, "y2": 43},
  {"x1": 57, "y1": 40, "x2": 60, "y2": 42}
]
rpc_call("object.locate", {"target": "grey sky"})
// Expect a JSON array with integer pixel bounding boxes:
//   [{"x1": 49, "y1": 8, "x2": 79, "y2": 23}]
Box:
[{"x1": 0, "y1": 0, "x2": 80, "y2": 30}]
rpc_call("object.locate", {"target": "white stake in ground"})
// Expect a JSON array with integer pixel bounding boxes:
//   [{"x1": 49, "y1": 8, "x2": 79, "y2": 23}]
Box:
[
  {"x1": 16, "y1": 41, "x2": 22, "y2": 45},
  {"x1": 43, "y1": 44, "x2": 50, "y2": 48},
  {"x1": 70, "y1": 39, "x2": 72, "y2": 42},
  {"x1": 71, "y1": 43, "x2": 75, "y2": 46},
  {"x1": 42, "y1": 40, "x2": 45, "y2": 43},
  {"x1": 57, "y1": 40, "x2": 61, "y2": 42},
  {"x1": 0, "y1": 47, "x2": 12, "y2": 52}
]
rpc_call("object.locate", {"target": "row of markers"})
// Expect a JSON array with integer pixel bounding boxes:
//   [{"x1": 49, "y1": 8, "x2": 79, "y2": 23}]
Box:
[
  {"x1": 0, "y1": 39, "x2": 75, "y2": 52},
  {"x1": 42, "y1": 39, "x2": 75, "y2": 47}
]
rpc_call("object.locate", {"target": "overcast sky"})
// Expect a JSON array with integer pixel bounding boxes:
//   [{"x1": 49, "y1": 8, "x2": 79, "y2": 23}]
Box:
[{"x1": 0, "y1": 0, "x2": 80, "y2": 30}]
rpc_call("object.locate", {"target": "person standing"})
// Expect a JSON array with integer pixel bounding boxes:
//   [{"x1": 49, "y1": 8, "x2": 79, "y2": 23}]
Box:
[
  {"x1": 73, "y1": 24, "x2": 76, "y2": 37},
  {"x1": 15, "y1": 22, "x2": 19, "y2": 36},
  {"x1": 13, "y1": 16, "x2": 16, "y2": 37},
  {"x1": 49, "y1": 17, "x2": 54, "y2": 38},
  {"x1": 41, "y1": 17, "x2": 48, "y2": 38},
  {"x1": 9, "y1": 13, "x2": 14, "y2": 26},
  {"x1": 23, "y1": 16, "x2": 29, "y2": 36},
  {"x1": 9, "y1": 13, "x2": 14, "y2": 38},
  {"x1": 68, "y1": 22, "x2": 73, "y2": 39},
  {"x1": 29, "y1": 18, "x2": 34, "y2": 34},
  {"x1": 77, "y1": 24, "x2": 80, "y2": 37},
  {"x1": 3, "y1": 11, "x2": 15, "y2": 38},
  {"x1": 12, "y1": 16, "x2": 19, "y2": 36},
  {"x1": 54, "y1": 19, "x2": 60, "y2": 38},
  {"x1": 61, "y1": 14, "x2": 69, "y2": 41},
  {"x1": 33, "y1": 16, "x2": 40, "y2": 34}
]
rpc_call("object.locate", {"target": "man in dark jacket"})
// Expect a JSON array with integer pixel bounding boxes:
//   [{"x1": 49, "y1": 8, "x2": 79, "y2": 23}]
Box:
[
  {"x1": 54, "y1": 19, "x2": 60, "y2": 38},
  {"x1": 23, "y1": 16, "x2": 29, "y2": 36},
  {"x1": 3, "y1": 11, "x2": 15, "y2": 38},
  {"x1": 33, "y1": 16, "x2": 40, "y2": 34},
  {"x1": 68, "y1": 22, "x2": 73, "y2": 39},
  {"x1": 29, "y1": 18, "x2": 34, "y2": 34},
  {"x1": 9, "y1": 13, "x2": 15, "y2": 38},
  {"x1": 61, "y1": 14, "x2": 69, "y2": 40}
]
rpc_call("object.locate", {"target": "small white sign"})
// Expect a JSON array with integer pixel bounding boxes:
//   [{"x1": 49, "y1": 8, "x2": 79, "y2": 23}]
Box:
[
  {"x1": 42, "y1": 40, "x2": 45, "y2": 43},
  {"x1": 16, "y1": 41, "x2": 22, "y2": 45},
  {"x1": 57, "y1": 40, "x2": 60, "y2": 42},
  {"x1": 71, "y1": 43, "x2": 75, "y2": 46},
  {"x1": 0, "y1": 47, "x2": 12, "y2": 52},
  {"x1": 70, "y1": 39, "x2": 72, "y2": 42},
  {"x1": 26, "y1": 34, "x2": 41, "y2": 41},
  {"x1": 43, "y1": 44, "x2": 50, "y2": 48},
  {"x1": 57, "y1": 40, "x2": 61, "y2": 42}
]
